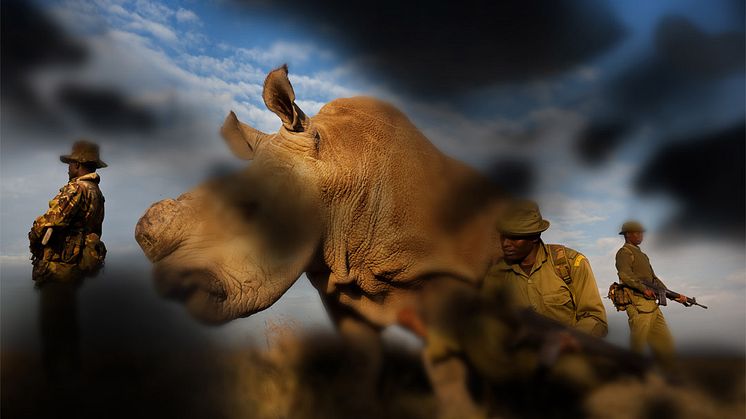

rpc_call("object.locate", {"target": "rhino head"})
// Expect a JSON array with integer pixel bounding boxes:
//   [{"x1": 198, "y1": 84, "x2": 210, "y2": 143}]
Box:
[{"x1": 135, "y1": 65, "x2": 323, "y2": 324}]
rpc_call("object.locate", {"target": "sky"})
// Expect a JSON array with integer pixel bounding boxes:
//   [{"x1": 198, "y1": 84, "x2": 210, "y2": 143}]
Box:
[{"x1": 1, "y1": 0, "x2": 744, "y2": 354}]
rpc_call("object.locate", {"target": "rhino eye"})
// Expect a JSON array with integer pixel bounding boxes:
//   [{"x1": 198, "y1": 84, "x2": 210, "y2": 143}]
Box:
[{"x1": 238, "y1": 200, "x2": 260, "y2": 217}]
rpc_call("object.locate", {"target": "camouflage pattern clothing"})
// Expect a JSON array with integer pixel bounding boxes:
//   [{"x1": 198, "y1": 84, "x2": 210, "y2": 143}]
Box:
[
  {"x1": 483, "y1": 241, "x2": 608, "y2": 338},
  {"x1": 615, "y1": 243, "x2": 675, "y2": 367},
  {"x1": 29, "y1": 172, "x2": 106, "y2": 282}
]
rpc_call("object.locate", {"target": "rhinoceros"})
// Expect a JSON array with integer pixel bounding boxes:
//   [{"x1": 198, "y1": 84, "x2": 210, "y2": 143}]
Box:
[{"x1": 135, "y1": 65, "x2": 503, "y2": 413}]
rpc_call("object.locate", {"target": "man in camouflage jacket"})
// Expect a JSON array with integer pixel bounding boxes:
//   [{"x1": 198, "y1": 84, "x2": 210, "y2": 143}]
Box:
[
  {"x1": 29, "y1": 140, "x2": 108, "y2": 379},
  {"x1": 29, "y1": 140, "x2": 107, "y2": 283}
]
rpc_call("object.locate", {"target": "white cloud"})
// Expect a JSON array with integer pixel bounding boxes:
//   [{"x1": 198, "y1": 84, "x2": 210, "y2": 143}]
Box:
[
  {"x1": 540, "y1": 192, "x2": 610, "y2": 226},
  {"x1": 234, "y1": 41, "x2": 334, "y2": 67},
  {"x1": 126, "y1": 12, "x2": 178, "y2": 43},
  {"x1": 133, "y1": 0, "x2": 175, "y2": 22},
  {"x1": 289, "y1": 73, "x2": 359, "y2": 102},
  {"x1": 594, "y1": 236, "x2": 623, "y2": 256},
  {"x1": 581, "y1": 162, "x2": 635, "y2": 198},
  {"x1": 541, "y1": 227, "x2": 589, "y2": 249},
  {"x1": 295, "y1": 99, "x2": 328, "y2": 117},
  {"x1": 175, "y1": 7, "x2": 200, "y2": 24},
  {"x1": 105, "y1": 3, "x2": 130, "y2": 17}
]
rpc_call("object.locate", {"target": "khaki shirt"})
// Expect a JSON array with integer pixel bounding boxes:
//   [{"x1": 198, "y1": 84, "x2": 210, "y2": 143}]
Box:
[
  {"x1": 483, "y1": 242, "x2": 608, "y2": 337},
  {"x1": 615, "y1": 243, "x2": 665, "y2": 313}
]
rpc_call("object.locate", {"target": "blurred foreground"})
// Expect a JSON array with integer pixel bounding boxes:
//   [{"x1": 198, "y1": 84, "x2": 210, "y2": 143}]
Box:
[{"x1": 2, "y1": 328, "x2": 744, "y2": 419}]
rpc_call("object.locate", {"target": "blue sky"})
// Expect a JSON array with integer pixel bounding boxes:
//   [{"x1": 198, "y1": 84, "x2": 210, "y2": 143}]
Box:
[{"x1": 2, "y1": 0, "x2": 744, "y2": 353}]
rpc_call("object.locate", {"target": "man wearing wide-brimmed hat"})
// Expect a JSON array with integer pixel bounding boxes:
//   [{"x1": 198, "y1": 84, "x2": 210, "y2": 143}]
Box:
[
  {"x1": 29, "y1": 140, "x2": 107, "y2": 283},
  {"x1": 615, "y1": 220, "x2": 685, "y2": 370},
  {"x1": 29, "y1": 140, "x2": 108, "y2": 380},
  {"x1": 482, "y1": 200, "x2": 608, "y2": 337}
]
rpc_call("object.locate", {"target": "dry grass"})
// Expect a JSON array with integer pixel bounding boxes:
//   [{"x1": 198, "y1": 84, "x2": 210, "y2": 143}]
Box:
[{"x1": 2, "y1": 329, "x2": 743, "y2": 419}]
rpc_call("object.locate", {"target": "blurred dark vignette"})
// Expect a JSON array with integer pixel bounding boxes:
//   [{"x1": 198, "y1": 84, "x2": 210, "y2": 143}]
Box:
[{"x1": 1, "y1": 0, "x2": 744, "y2": 418}]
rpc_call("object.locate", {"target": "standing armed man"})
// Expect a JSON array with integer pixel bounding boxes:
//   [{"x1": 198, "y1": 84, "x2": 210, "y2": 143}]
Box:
[
  {"x1": 29, "y1": 140, "x2": 107, "y2": 282},
  {"x1": 28, "y1": 140, "x2": 107, "y2": 380},
  {"x1": 615, "y1": 220, "x2": 687, "y2": 370},
  {"x1": 483, "y1": 200, "x2": 608, "y2": 337}
]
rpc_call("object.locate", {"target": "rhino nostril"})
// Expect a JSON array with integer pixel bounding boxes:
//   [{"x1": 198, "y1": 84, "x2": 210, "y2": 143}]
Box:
[{"x1": 135, "y1": 199, "x2": 184, "y2": 262}]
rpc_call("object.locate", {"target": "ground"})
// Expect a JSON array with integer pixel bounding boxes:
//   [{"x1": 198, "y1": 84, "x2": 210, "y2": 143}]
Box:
[{"x1": 2, "y1": 329, "x2": 744, "y2": 419}]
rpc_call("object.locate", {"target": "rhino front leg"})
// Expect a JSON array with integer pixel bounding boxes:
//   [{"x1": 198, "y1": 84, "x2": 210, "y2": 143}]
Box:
[
  {"x1": 422, "y1": 353, "x2": 484, "y2": 419},
  {"x1": 402, "y1": 278, "x2": 486, "y2": 419},
  {"x1": 322, "y1": 295, "x2": 384, "y2": 413}
]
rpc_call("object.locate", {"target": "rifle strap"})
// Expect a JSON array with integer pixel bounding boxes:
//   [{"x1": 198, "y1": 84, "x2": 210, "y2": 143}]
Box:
[{"x1": 548, "y1": 244, "x2": 573, "y2": 285}]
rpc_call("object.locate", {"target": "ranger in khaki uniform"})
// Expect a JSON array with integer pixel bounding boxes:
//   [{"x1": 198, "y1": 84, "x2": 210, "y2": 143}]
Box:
[
  {"x1": 483, "y1": 200, "x2": 608, "y2": 337},
  {"x1": 29, "y1": 140, "x2": 107, "y2": 283},
  {"x1": 399, "y1": 200, "x2": 609, "y2": 418},
  {"x1": 615, "y1": 220, "x2": 687, "y2": 370},
  {"x1": 28, "y1": 140, "x2": 107, "y2": 380}
]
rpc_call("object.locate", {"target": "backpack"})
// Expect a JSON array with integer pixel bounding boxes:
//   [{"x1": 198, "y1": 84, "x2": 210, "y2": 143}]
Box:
[{"x1": 547, "y1": 244, "x2": 574, "y2": 285}]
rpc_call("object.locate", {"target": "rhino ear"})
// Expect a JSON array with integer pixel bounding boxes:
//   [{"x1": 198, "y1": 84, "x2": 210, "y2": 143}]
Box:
[
  {"x1": 263, "y1": 64, "x2": 308, "y2": 132},
  {"x1": 220, "y1": 111, "x2": 270, "y2": 160}
]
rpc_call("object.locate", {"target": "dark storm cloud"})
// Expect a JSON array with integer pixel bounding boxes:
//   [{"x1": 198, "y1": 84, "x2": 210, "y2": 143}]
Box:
[
  {"x1": 573, "y1": 15, "x2": 745, "y2": 240},
  {"x1": 0, "y1": 0, "x2": 87, "y2": 124},
  {"x1": 635, "y1": 122, "x2": 745, "y2": 241},
  {"x1": 56, "y1": 84, "x2": 158, "y2": 132},
  {"x1": 229, "y1": 0, "x2": 625, "y2": 98},
  {"x1": 1, "y1": 0, "x2": 164, "y2": 137},
  {"x1": 486, "y1": 159, "x2": 536, "y2": 196},
  {"x1": 576, "y1": 120, "x2": 631, "y2": 165},
  {"x1": 655, "y1": 16, "x2": 745, "y2": 80},
  {"x1": 575, "y1": 15, "x2": 745, "y2": 163},
  {"x1": 611, "y1": 16, "x2": 744, "y2": 115}
]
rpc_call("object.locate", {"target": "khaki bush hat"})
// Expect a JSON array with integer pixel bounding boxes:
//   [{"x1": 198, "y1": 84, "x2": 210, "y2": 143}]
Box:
[
  {"x1": 497, "y1": 199, "x2": 550, "y2": 236},
  {"x1": 60, "y1": 140, "x2": 107, "y2": 168},
  {"x1": 619, "y1": 220, "x2": 645, "y2": 235}
]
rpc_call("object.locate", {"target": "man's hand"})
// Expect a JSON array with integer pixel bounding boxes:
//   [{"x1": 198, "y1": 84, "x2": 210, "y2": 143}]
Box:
[
  {"x1": 539, "y1": 331, "x2": 582, "y2": 368},
  {"x1": 643, "y1": 288, "x2": 655, "y2": 299},
  {"x1": 677, "y1": 294, "x2": 689, "y2": 304}
]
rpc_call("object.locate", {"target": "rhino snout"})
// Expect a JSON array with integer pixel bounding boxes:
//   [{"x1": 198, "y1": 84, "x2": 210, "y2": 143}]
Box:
[{"x1": 135, "y1": 198, "x2": 186, "y2": 262}]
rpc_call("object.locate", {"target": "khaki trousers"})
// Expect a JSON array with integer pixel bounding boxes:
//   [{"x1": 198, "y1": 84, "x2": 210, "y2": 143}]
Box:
[{"x1": 625, "y1": 304, "x2": 675, "y2": 370}]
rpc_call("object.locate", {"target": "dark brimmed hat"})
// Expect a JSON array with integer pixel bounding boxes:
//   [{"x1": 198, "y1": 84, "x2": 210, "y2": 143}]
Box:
[
  {"x1": 60, "y1": 140, "x2": 107, "y2": 168},
  {"x1": 619, "y1": 220, "x2": 645, "y2": 235},
  {"x1": 497, "y1": 199, "x2": 550, "y2": 236}
]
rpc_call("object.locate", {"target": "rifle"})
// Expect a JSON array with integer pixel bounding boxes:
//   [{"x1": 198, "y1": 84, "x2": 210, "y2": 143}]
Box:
[
  {"x1": 516, "y1": 309, "x2": 651, "y2": 376},
  {"x1": 641, "y1": 280, "x2": 708, "y2": 309}
]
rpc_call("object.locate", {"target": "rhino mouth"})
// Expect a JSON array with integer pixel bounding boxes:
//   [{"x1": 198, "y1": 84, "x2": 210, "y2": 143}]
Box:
[{"x1": 153, "y1": 264, "x2": 230, "y2": 323}]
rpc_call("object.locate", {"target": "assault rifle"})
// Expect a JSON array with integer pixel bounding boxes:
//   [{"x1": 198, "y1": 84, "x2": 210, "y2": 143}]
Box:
[
  {"x1": 516, "y1": 309, "x2": 651, "y2": 376},
  {"x1": 641, "y1": 280, "x2": 707, "y2": 309}
]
